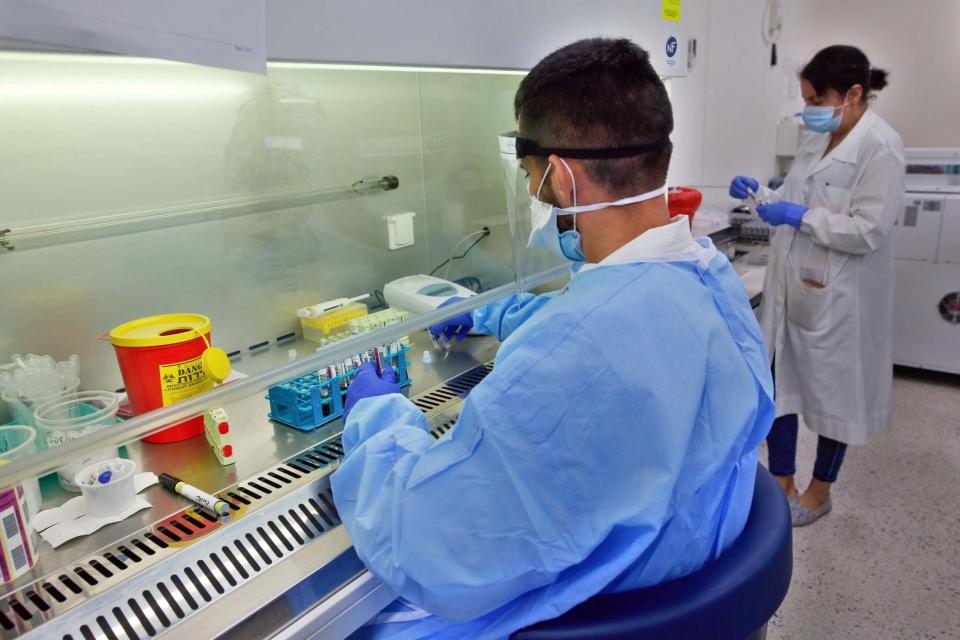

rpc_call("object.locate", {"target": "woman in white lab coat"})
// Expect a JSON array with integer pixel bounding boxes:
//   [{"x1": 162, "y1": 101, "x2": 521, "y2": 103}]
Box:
[{"x1": 729, "y1": 45, "x2": 904, "y2": 526}]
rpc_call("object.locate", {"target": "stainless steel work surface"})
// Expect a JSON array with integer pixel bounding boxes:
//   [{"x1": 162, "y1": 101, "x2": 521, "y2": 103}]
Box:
[{"x1": 3, "y1": 332, "x2": 499, "y2": 603}]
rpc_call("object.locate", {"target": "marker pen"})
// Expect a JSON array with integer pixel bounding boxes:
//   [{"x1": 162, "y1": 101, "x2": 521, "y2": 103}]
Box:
[{"x1": 159, "y1": 473, "x2": 230, "y2": 516}]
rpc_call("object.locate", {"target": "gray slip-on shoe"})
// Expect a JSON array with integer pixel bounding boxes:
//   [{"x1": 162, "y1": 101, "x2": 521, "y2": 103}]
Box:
[{"x1": 791, "y1": 496, "x2": 832, "y2": 527}]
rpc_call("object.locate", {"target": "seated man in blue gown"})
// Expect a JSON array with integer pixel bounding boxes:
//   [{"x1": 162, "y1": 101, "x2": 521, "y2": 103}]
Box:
[{"x1": 331, "y1": 37, "x2": 774, "y2": 640}]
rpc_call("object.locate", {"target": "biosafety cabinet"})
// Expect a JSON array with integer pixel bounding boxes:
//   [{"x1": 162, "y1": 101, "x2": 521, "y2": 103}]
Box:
[
  {"x1": 0, "y1": 50, "x2": 532, "y2": 640},
  {"x1": 893, "y1": 148, "x2": 960, "y2": 374},
  {"x1": 0, "y1": 3, "x2": 693, "y2": 638}
]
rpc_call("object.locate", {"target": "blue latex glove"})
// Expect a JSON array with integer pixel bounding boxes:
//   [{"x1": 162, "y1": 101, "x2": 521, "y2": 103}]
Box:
[
  {"x1": 757, "y1": 201, "x2": 808, "y2": 228},
  {"x1": 428, "y1": 297, "x2": 473, "y2": 343},
  {"x1": 343, "y1": 363, "x2": 400, "y2": 420},
  {"x1": 729, "y1": 176, "x2": 760, "y2": 199}
]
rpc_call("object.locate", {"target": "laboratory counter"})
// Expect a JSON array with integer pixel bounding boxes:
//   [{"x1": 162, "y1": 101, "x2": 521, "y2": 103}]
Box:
[
  {"x1": 1, "y1": 333, "x2": 500, "y2": 640},
  {"x1": 1, "y1": 241, "x2": 766, "y2": 640}
]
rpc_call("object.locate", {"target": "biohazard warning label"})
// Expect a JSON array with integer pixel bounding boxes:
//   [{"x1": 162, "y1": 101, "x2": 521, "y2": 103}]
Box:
[{"x1": 159, "y1": 356, "x2": 213, "y2": 406}]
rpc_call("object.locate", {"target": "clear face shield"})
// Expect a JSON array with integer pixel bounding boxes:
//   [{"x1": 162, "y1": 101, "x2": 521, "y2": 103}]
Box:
[
  {"x1": 498, "y1": 130, "x2": 671, "y2": 285},
  {"x1": 498, "y1": 131, "x2": 567, "y2": 287}
]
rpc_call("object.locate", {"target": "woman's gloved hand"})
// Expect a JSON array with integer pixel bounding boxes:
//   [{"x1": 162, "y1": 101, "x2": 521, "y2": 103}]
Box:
[
  {"x1": 729, "y1": 176, "x2": 760, "y2": 199},
  {"x1": 429, "y1": 297, "x2": 473, "y2": 343},
  {"x1": 757, "y1": 201, "x2": 808, "y2": 228},
  {"x1": 343, "y1": 363, "x2": 400, "y2": 420}
]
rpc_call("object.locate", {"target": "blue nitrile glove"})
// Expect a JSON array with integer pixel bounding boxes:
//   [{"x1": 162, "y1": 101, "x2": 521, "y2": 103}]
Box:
[
  {"x1": 729, "y1": 176, "x2": 760, "y2": 199},
  {"x1": 343, "y1": 363, "x2": 400, "y2": 421},
  {"x1": 757, "y1": 201, "x2": 808, "y2": 228},
  {"x1": 428, "y1": 297, "x2": 473, "y2": 343}
]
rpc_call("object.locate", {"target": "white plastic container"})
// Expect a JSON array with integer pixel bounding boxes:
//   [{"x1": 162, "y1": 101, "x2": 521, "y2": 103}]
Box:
[
  {"x1": 1, "y1": 377, "x2": 79, "y2": 427},
  {"x1": 75, "y1": 459, "x2": 136, "y2": 517},
  {"x1": 33, "y1": 391, "x2": 120, "y2": 492}
]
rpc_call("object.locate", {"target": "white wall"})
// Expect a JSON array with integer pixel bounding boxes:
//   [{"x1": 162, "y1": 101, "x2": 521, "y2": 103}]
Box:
[
  {"x1": 782, "y1": 0, "x2": 960, "y2": 148},
  {"x1": 665, "y1": 0, "x2": 709, "y2": 186},
  {"x1": 670, "y1": 0, "x2": 805, "y2": 193},
  {"x1": 700, "y1": 0, "x2": 779, "y2": 189}
]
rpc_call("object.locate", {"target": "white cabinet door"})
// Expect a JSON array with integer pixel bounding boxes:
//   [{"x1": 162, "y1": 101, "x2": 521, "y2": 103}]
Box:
[
  {"x1": 266, "y1": 0, "x2": 689, "y2": 76},
  {"x1": 894, "y1": 259, "x2": 960, "y2": 374},
  {"x1": 894, "y1": 196, "x2": 944, "y2": 261},
  {"x1": 936, "y1": 196, "x2": 960, "y2": 264}
]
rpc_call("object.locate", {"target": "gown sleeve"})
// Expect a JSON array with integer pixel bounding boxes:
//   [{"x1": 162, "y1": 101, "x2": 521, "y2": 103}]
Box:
[{"x1": 471, "y1": 290, "x2": 559, "y2": 340}]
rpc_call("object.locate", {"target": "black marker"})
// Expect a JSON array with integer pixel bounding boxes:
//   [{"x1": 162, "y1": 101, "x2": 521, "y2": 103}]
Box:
[{"x1": 159, "y1": 473, "x2": 230, "y2": 516}]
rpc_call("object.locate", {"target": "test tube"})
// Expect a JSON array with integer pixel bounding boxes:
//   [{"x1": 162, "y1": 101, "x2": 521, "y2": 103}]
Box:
[
  {"x1": 319, "y1": 370, "x2": 330, "y2": 398},
  {"x1": 437, "y1": 333, "x2": 451, "y2": 358}
]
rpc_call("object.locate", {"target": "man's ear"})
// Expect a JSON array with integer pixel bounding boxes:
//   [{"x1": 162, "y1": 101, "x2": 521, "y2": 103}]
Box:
[{"x1": 547, "y1": 154, "x2": 577, "y2": 208}]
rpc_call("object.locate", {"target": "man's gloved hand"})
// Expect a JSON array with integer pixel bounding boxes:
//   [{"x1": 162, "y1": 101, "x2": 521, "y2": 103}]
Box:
[
  {"x1": 429, "y1": 297, "x2": 473, "y2": 343},
  {"x1": 343, "y1": 363, "x2": 400, "y2": 420},
  {"x1": 729, "y1": 176, "x2": 760, "y2": 199},
  {"x1": 757, "y1": 201, "x2": 808, "y2": 228}
]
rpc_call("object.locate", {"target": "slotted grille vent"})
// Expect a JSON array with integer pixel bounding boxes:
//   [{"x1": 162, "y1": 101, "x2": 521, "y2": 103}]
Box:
[
  {"x1": 0, "y1": 436, "x2": 345, "y2": 640},
  {"x1": 411, "y1": 363, "x2": 492, "y2": 418},
  {"x1": 1, "y1": 361, "x2": 493, "y2": 639},
  {"x1": 3, "y1": 482, "x2": 341, "y2": 640},
  {"x1": 430, "y1": 419, "x2": 457, "y2": 440}
]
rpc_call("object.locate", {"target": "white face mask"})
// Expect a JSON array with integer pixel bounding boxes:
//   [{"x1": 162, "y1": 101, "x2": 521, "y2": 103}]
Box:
[{"x1": 527, "y1": 159, "x2": 667, "y2": 262}]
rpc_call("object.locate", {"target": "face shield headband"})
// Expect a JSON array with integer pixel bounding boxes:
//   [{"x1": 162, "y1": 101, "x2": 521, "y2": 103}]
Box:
[{"x1": 512, "y1": 135, "x2": 671, "y2": 160}]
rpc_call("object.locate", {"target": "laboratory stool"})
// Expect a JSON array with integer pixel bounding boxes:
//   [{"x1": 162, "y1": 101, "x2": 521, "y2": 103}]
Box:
[{"x1": 512, "y1": 465, "x2": 792, "y2": 640}]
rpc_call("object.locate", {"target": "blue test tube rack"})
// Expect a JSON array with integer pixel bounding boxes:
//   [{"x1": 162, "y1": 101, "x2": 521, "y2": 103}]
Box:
[{"x1": 267, "y1": 344, "x2": 411, "y2": 431}]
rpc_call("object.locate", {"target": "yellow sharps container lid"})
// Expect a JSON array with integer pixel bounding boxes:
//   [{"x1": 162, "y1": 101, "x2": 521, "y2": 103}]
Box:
[
  {"x1": 109, "y1": 314, "x2": 212, "y2": 348},
  {"x1": 202, "y1": 347, "x2": 231, "y2": 384}
]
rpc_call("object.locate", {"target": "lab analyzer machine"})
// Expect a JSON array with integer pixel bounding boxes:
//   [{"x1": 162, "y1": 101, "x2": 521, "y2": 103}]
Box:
[{"x1": 892, "y1": 148, "x2": 960, "y2": 374}]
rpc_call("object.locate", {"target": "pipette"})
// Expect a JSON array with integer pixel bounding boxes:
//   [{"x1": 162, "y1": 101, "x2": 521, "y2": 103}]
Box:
[{"x1": 297, "y1": 294, "x2": 371, "y2": 319}]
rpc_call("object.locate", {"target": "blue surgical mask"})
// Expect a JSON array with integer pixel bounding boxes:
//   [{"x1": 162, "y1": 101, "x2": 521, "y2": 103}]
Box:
[
  {"x1": 528, "y1": 160, "x2": 666, "y2": 263},
  {"x1": 800, "y1": 98, "x2": 854, "y2": 133}
]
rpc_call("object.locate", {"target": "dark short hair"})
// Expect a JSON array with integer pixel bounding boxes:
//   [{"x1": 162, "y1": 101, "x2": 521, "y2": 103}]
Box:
[
  {"x1": 514, "y1": 38, "x2": 673, "y2": 196},
  {"x1": 801, "y1": 45, "x2": 889, "y2": 102}
]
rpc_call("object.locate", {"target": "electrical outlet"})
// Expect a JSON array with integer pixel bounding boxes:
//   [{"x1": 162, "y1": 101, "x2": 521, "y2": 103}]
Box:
[{"x1": 387, "y1": 212, "x2": 416, "y2": 250}]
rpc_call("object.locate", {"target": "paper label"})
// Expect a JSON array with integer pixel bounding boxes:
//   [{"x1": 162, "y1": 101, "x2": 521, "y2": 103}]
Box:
[
  {"x1": 0, "y1": 496, "x2": 33, "y2": 582},
  {"x1": 662, "y1": 0, "x2": 681, "y2": 22},
  {"x1": 40, "y1": 497, "x2": 153, "y2": 549},
  {"x1": 159, "y1": 356, "x2": 212, "y2": 406}
]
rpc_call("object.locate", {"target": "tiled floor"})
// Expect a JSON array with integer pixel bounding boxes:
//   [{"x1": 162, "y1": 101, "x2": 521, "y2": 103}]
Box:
[{"x1": 765, "y1": 369, "x2": 960, "y2": 639}]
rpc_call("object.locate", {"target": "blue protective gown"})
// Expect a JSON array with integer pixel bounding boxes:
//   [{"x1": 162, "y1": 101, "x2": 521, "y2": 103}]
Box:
[{"x1": 332, "y1": 237, "x2": 774, "y2": 640}]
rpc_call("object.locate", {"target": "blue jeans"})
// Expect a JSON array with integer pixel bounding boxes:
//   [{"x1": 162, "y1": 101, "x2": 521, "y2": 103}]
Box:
[{"x1": 766, "y1": 414, "x2": 848, "y2": 483}]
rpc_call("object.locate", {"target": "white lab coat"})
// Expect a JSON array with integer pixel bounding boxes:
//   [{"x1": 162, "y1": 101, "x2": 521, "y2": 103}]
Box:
[{"x1": 758, "y1": 109, "x2": 904, "y2": 445}]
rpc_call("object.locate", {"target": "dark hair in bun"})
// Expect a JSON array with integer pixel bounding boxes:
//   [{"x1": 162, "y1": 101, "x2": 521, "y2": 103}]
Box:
[
  {"x1": 801, "y1": 45, "x2": 889, "y2": 102},
  {"x1": 869, "y1": 67, "x2": 889, "y2": 91}
]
